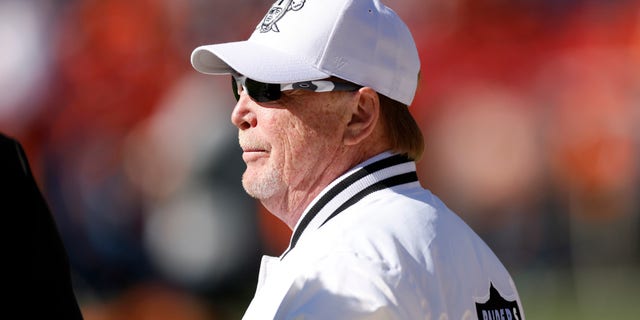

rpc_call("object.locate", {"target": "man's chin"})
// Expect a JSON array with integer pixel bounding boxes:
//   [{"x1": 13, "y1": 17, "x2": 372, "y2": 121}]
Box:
[{"x1": 241, "y1": 172, "x2": 282, "y2": 200}]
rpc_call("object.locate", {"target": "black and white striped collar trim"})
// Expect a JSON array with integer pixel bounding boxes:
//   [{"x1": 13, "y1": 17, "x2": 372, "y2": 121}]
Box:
[{"x1": 281, "y1": 152, "x2": 418, "y2": 259}]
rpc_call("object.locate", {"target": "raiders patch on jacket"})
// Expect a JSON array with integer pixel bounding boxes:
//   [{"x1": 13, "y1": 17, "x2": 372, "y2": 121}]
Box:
[{"x1": 475, "y1": 283, "x2": 522, "y2": 320}]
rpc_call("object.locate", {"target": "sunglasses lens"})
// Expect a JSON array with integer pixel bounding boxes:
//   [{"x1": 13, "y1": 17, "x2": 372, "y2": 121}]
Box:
[
  {"x1": 245, "y1": 78, "x2": 281, "y2": 102},
  {"x1": 231, "y1": 76, "x2": 281, "y2": 102}
]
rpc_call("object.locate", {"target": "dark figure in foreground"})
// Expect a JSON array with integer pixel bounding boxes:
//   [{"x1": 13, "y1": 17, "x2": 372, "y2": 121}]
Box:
[{"x1": 1, "y1": 133, "x2": 83, "y2": 319}]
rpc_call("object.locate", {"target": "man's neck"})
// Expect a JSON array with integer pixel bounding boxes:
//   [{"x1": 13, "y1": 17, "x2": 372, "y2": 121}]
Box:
[{"x1": 263, "y1": 148, "x2": 389, "y2": 230}]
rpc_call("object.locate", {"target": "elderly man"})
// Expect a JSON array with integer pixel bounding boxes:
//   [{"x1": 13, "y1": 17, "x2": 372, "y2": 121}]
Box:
[{"x1": 191, "y1": 0, "x2": 525, "y2": 319}]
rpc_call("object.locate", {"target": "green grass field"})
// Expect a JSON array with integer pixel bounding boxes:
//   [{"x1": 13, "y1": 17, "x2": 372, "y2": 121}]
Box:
[{"x1": 516, "y1": 267, "x2": 640, "y2": 319}]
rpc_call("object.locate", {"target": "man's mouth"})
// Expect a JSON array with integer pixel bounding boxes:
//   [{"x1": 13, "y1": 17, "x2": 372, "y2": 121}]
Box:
[
  {"x1": 239, "y1": 135, "x2": 270, "y2": 161},
  {"x1": 242, "y1": 148, "x2": 268, "y2": 162},
  {"x1": 240, "y1": 139, "x2": 269, "y2": 161},
  {"x1": 242, "y1": 148, "x2": 268, "y2": 153}
]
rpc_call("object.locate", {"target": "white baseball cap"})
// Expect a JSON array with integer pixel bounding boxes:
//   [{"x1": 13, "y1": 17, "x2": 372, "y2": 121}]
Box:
[{"x1": 191, "y1": 0, "x2": 420, "y2": 105}]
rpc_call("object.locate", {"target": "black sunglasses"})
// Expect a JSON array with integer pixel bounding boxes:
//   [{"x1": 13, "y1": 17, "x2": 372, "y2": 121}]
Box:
[{"x1": 231, "y1": 74, "x2": 362, "y2": 102}]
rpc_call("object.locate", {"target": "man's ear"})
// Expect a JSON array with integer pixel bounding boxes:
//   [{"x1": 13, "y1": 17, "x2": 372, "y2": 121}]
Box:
[{"x1": 343, "y1": 87, "x2": 380, "y2": 146}]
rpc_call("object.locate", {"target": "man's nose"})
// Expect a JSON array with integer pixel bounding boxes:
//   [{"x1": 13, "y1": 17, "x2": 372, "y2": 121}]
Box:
[{"x1": 231, "y1": 95, "x2": 256, "y2": 130}]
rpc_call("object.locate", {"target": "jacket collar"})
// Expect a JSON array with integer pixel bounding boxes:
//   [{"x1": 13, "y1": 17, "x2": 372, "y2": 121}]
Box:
[{"x1": 281, "y1": 152, "x2": 418, "y2": 259}]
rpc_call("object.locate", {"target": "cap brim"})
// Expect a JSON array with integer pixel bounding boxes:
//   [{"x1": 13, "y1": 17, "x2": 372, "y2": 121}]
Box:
[{"x1": 191, "y1": 40, "x2": 330, "y2": 83}]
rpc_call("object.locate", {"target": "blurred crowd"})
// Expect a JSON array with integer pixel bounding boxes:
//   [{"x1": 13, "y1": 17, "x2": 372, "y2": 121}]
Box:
[{"x1": 1, "y1": 0, "x2": 639, "y2": 319}]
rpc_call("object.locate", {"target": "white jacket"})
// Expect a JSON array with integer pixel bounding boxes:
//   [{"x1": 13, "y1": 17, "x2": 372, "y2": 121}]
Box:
[{"x1": 243, "y1": 152, "x2": 525, "y2": 320}]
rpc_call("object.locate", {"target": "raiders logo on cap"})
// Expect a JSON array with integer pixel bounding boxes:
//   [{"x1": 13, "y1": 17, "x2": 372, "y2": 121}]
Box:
[
  {"x1": 258, "y1": 0, "x2": 307, "y2": 33},
  {"x1": 475, "y1": 283, "x2": 522, "y2": 320}
]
